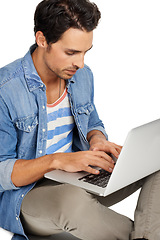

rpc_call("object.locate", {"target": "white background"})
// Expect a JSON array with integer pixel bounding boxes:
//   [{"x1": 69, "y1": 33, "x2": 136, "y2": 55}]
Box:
[{"x1": 0, "y1": 0, "x2": 160, "y2": 239}]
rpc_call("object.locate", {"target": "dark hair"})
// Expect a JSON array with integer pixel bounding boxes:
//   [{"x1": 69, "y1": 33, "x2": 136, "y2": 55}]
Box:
[{"x1": 34, "y1": 0, "x2": 101, "y2": 44}]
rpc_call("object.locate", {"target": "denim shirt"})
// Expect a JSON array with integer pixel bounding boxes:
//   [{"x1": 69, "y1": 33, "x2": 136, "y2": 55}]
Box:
[{"x1": 0, "y1": 45, "x2": 108, "y2": 240}]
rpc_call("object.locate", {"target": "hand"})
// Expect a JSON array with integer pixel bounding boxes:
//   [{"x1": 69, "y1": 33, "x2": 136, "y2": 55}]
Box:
[
  {"x1": 89, "y1": 133, "x2": 122, "y2": 159},
  {"x1": 52, "y1": 151, "x2": 115, "y2": 175}
]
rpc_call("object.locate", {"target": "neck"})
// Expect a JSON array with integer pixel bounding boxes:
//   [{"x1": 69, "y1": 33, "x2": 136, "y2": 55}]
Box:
[
  {"x1": 32, "y1": 47, "x2": 58, "y2": 85},
  {"x1": 31, "y1": 47, "x2": 66, "y2": 104}
]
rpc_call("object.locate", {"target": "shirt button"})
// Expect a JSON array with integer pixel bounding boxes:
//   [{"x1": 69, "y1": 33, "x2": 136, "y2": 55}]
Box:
[
  {"x1": 42, "y1": 106, "x2": 45, "y2": 109},
  {"x1": 42, "y1": 129, "x2": 46, "y2": 132},
  {"x1": 21, "y1": 194, "x2": 24, "y2": 198},
  {"x1": 39, "y1": 150, "x2": 42, "y2": 154},
  {"x1": 16, "y1": 216, "x2": 19, "y2": 221}
]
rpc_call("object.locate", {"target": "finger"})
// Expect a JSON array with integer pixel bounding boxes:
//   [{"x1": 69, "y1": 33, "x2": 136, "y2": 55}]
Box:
[
  {"x1": 91, "y1": 142, "x2": 122, "y2": 156},
  {"x1": 84, "y1": 166, "x2": 100, "y2": 175},
  {"x1": 116, "y1": 147, "x2": 122, "y2": 155},
  {"x1": 89, "y1": 155, "x2": 115, "y2": 173},
  {"x1": 108, "y1": 143, "x2": 122, "y2": 158},
  {"x1": 110, "y1": 147, "x2": 120, "y2": 159},
  {"x1": 93, "y1": 150, "x2": 114, "y2": 163},
  {"x1": 112, "y1": 143, "x2": 122, "y2": 152},
  {"x1": 95, "y1": 159, "x2": 114, "y2": 173},
  {"x1": 83, "y1": 151, "x2": 115, "y2": 172}
]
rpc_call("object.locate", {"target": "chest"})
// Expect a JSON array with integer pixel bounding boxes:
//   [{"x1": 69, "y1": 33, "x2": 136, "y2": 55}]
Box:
[{"x1": 46, "y1": 89, "x2": 75, "y2": 153}]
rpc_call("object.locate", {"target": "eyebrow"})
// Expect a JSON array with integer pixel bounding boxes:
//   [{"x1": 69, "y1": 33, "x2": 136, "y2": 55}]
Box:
[{"x1": 65, "y1": 45, "x2": 93, "y2": 54}]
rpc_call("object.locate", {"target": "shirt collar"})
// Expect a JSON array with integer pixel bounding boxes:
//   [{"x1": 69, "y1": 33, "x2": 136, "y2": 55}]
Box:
[{"x1": 22, "y1": 44, "x2": 45, "y2": 92}]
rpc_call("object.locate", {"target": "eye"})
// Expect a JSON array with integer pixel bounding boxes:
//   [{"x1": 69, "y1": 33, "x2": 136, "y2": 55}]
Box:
[{"x1": 65, "y1": 51, "x2": 75, "y2": 56}]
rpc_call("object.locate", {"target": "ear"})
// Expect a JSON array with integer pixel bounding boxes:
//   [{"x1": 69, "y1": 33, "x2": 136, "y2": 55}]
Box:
[{"x1": 35, "y1": 31, "x2": 48, "y2": 48}]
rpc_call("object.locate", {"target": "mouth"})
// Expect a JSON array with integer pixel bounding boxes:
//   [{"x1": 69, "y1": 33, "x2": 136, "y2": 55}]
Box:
[
  {"x1": 66, "y1": 70, "x2": 77, "y2": 74},
  {"x1": 64, "y1": 68, "x2": 79, "y2": 75}
]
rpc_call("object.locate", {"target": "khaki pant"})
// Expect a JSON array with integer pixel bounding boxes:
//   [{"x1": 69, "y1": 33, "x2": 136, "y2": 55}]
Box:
[{"x1": 20, "y1": 170, "x2": 160, "y2": 240}]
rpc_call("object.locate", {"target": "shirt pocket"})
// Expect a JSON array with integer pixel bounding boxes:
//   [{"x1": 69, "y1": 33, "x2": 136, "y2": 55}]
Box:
[
  {"x1": 16, "y1": 115, "x2": 38, "y2": 132},
  {"x1": 15, "y1": 115, "x2": 38, "y2": 159},
  {"x1": 77, "y1": 103, "x2": 94, "y2": 116},
  {"x1": 76, "y1": 103, "x2": 94, "y2": 137}
]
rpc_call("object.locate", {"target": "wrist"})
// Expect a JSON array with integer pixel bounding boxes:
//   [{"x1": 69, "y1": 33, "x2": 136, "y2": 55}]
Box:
[
  {"x1": 89, "y1": 133, "x2": 106, "y2": 145},
  {"x1": 48, "y1": 153, "x2": 63, "y2": 171}
]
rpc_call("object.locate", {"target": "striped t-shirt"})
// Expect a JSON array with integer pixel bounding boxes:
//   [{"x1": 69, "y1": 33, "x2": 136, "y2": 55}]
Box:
[{"x1": 46, "y1": 88, "x2": 75, "y2": 154}]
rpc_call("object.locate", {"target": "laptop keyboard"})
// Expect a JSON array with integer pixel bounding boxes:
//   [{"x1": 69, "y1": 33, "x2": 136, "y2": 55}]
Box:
[{"x1": 78, "y1": 169, "x2": 111, "y2": 188}]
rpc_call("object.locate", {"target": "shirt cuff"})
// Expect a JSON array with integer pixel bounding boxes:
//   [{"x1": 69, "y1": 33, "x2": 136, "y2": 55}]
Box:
[{"x1": 0, "y1": 159, "x2": 20, "y2": 191}]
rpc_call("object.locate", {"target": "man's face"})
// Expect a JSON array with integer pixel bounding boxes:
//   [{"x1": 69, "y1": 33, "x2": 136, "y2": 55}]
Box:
[{"x1": 43, "y1": 28, "x2": 93, "y2": 80}]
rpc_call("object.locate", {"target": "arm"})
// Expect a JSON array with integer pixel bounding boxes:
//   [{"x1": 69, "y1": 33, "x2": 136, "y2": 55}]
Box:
[
  {"x1": 12, "y1": 130, "x2": 120, "y2": 187},
  {"x1": 11, "y1": 155, "x2": 53, "y2": 187},
  {"x1": 11, "y1": 149, "x2": 115, "y2": 187}
]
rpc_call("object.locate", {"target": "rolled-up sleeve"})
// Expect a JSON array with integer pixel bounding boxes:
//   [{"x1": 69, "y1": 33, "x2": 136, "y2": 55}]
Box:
[
  {"x1": 0, "y1": 96, "x2": 20, "y2": 192},
  {"x1": 0, "y1": 159, "x2": 20, "y2": 192},
  {"x1": 87, "y1": 103, "x2": 108, "y2": 140},
  {"x1": 87, "y1": 69, "x2": 108, "y2": 140}
]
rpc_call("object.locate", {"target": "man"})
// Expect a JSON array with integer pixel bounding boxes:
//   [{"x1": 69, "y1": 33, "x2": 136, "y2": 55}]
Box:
[{"x1": 0, "y1": 0, "x2": 160, "y2": 239}]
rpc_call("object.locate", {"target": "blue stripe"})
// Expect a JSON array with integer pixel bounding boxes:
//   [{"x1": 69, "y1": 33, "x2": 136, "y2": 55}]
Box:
[
  {"x1": 46, "y1": 131, "x2": 73, "y2": 154},
  {"x1": 64, "y1": 144, "x2": 73, "y2": 153},
  {"x1": 47, "y1": 107, "x2": 72, "y2": 122},
  {"x1": 47, "y1": 123, "x2": 75, "y2": 140}
]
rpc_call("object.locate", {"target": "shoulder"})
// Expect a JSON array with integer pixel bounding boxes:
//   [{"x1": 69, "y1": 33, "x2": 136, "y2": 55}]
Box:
[
  {"x1": 76, "y1": 64, "x2": 93, "y2": 78},
  {"x1": 69, "y1": 64, "x2": 94, "y2": 99},
  {"x1": 73, "y1": 64, "x2": 94, "y2": 85},
  {"x1": 0, "y1": 58, "x2": 23, "y2": 88}
]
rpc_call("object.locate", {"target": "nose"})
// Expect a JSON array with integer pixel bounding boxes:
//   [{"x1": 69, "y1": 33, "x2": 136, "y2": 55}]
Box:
[{"x1": 73, "y1": 54, "x2": 85, "y2": 69}]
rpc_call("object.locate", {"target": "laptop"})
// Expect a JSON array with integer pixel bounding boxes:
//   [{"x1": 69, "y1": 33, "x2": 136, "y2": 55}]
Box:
[{"x1": 45, "y1": 118, "x2": 160, "y2": 197}]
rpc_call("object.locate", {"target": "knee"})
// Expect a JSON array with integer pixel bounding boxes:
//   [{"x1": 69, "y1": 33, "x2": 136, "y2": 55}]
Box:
[{"x1": 52, "y1": 184, "x2": 129, "y2": 240}]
